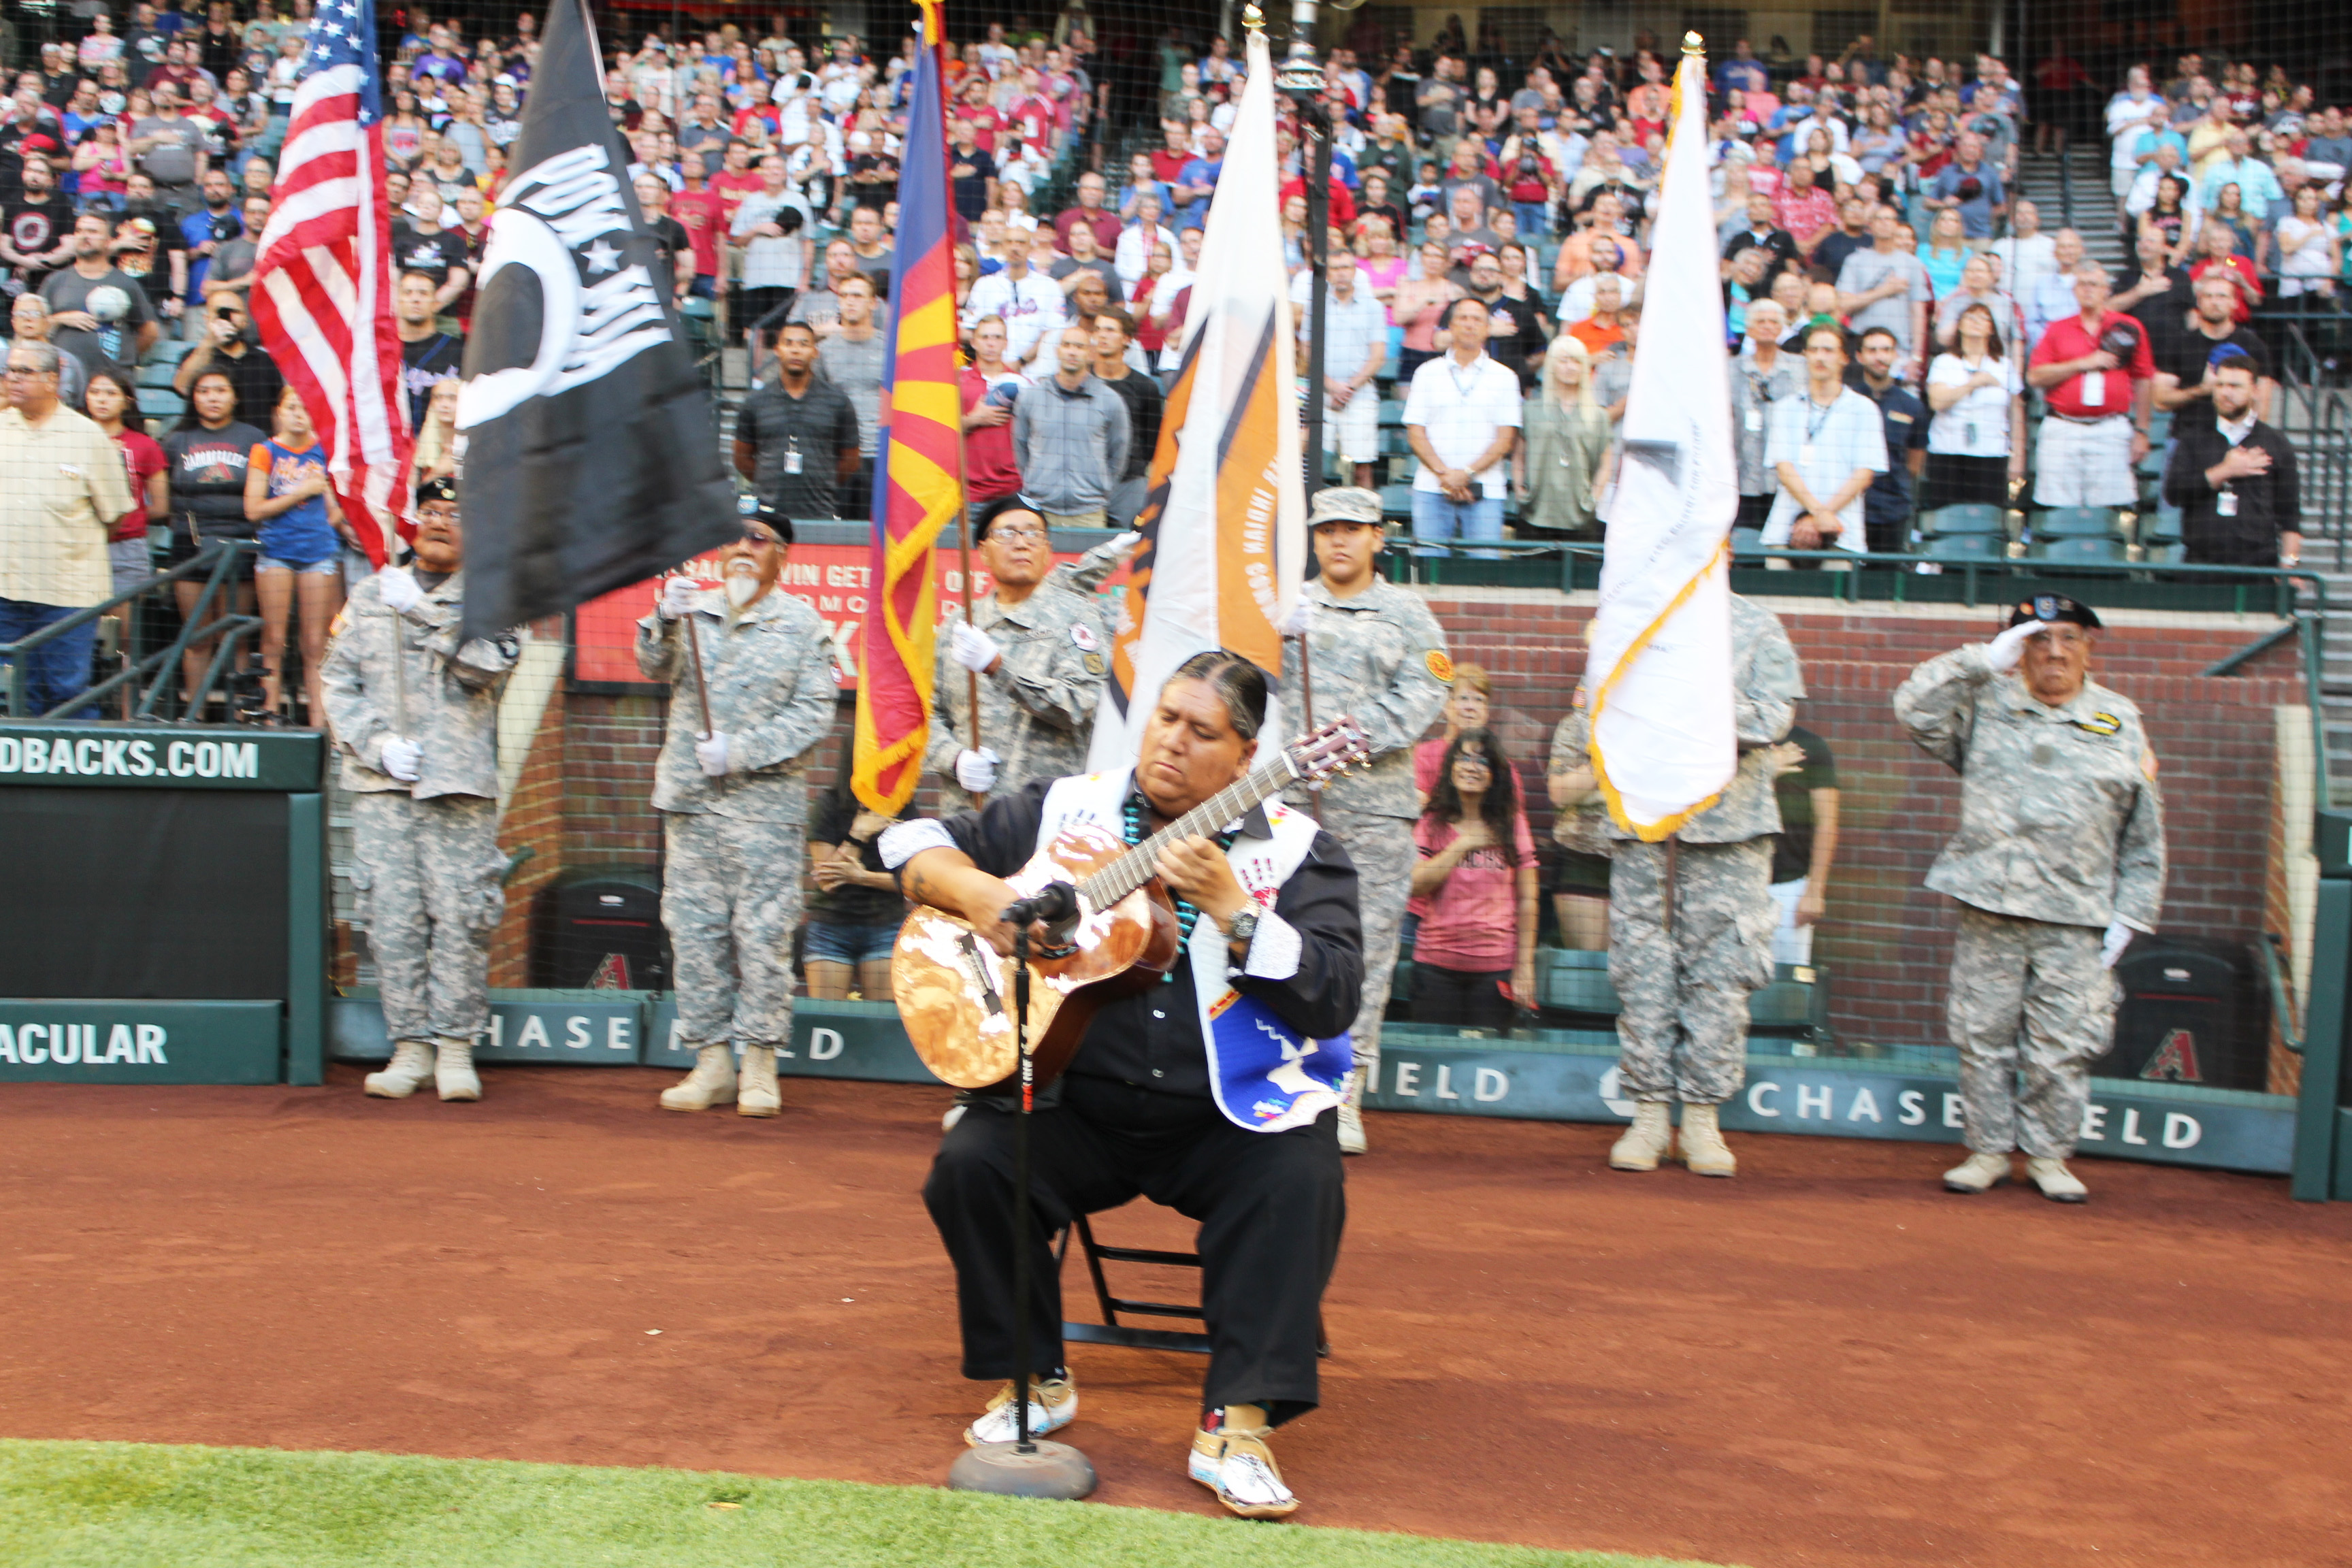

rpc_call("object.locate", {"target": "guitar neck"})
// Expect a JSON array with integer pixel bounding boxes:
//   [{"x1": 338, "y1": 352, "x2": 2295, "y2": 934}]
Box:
[{"x1": 1077, "y1": 755, "x2": 1301, "y2": 911}]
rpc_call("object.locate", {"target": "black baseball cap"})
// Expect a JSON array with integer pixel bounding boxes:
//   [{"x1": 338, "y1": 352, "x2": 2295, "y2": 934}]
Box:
[{"x1": 2008, "y1": 593, "x2": 2103, "y2": 630}]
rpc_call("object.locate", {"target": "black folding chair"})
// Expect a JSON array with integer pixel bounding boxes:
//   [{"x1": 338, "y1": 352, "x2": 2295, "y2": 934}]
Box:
[{"x1": 1056, "y1": 1213, "x2": 1329, "y2": 1357}]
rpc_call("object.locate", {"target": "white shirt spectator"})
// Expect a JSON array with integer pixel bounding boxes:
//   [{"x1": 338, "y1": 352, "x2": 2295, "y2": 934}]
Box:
[
  {"x1": 966, "y1": 268, "x2": 1069, "y2": 365},
  {"x1": 1113, "y1": 221, "x2": 1177, "y2": 287},
  {"x1": 1926, "y1": 352, "x2": 2023, "y2": 456},
  {"x1": 1403, "y1": 353, "x2": 1524, "y2": 499},
  {"x1": 1762, "y1": 386, "x2": 1889, "y2": 550}
]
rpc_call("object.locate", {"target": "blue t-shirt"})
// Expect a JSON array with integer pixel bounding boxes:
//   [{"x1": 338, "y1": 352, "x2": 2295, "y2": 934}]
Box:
[{"x1": 253, "y1": 437, "x2": 336, "y2": 566}]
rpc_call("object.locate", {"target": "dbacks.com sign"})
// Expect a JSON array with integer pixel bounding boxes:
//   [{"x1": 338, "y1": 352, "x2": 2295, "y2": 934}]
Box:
[{"x1": 0, "y1": 734, "x2": 260, "y2": 781}]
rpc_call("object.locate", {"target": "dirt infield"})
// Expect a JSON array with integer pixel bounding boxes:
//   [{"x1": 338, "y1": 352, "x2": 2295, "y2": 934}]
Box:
[{"x1": 4, "y1": 1068, "x2": 2350, "y2": 1567}]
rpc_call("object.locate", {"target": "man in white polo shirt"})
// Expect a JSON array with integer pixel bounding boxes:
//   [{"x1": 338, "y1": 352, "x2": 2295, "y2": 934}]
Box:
[
  {"x1": 1762, "y1": 323, "x2": 1887, "y2": 561},
  {"x1": 1402, "y1": 295, "x2": 1522, "y2": 557}
]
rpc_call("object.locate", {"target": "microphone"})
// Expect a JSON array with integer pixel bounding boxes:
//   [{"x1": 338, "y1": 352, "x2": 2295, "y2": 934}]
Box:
[{"x1": 1001, "y1": 881, "x2": 1079, "y2": 929}]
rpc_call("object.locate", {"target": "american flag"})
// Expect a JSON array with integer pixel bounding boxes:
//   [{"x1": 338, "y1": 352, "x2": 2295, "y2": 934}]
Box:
[{"x1": 250, "y1": 0, "x2": 412, "y2": 567}]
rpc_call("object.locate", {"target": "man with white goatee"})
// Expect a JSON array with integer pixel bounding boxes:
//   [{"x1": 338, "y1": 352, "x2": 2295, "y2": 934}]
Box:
[{"x1": 635, "y1": 509, "x2": 840, "y2": 1116}]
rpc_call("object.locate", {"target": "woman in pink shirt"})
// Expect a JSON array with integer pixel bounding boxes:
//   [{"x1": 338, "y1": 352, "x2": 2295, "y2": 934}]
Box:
[{"x1": 1409, "y1": 728, "x2": 1539, "y2": 1029}]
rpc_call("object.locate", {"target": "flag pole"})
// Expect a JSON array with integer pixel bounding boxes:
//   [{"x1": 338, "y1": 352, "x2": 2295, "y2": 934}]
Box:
[{"x1": 682, "y1": 607, "x2": 714, "y2": 740}]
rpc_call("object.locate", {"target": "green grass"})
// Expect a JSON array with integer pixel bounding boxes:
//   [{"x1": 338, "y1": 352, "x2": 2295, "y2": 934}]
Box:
[{"x1": 0, "y1": 1439, "x2": 1733, "y2": 1568}]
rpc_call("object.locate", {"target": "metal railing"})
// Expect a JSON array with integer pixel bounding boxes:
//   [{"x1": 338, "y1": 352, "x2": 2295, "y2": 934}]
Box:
[{"x1": 1, "y1": 540, "x2": 261, "y2": 722}]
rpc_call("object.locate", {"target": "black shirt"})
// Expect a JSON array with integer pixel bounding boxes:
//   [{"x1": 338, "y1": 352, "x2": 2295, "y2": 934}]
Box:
[
  {"x1": 399, "y1": 331, "x2": 463, "y2": 428},
  {"x1": 2161, "y1": 410, "x2": 2301, "y2": 566},
  {"x1": 807, "y1": 785, "x2": 913, "y2": 926},
  {"x1": 1815, "y1": 227, "x2": 1869, "y2": 283},
  {"x1": 1723, "y1": 223, "x2": 1800, "y2": 282},
  {"x1": 948, "y1": 144, "x2": 996, "y2": 222},
  {"x1": 1092, "y1": 365, "x2": 1162, "y2": 482},
  {"x1": 389, "y1": 220, "x2": 468, "y2": 288},
  {"x1": 2, "y1": 193, "x2": 71, "y2": 287},
  {"x1": 2119, "y1": 266, "x2": 2195, "y2": 346},
  {"x1": 1769, "y1": 725, "x2": 1839, "y2": 884},
  {"x1": 2152, "y1": 318, "x2": 2272, "y2": 397},
  {"x1": 161, "y1": 420, "x2": 270, "y2": 542},
  {"x1": 645, "y1": 213, "x2": 690, "y2": 289},
  {"x1": 934, "y1": 777, "x2": 1364, "y2": 1099},
  {"x1": 1848, "y1": 370, "x2": 1929, "y2": 518},
  {"x1": 737, "y1": 374, "x2": 862, "y2": 519},
  {"x1": 195, "y1": 342, "x2": 285, "y2": 429}
]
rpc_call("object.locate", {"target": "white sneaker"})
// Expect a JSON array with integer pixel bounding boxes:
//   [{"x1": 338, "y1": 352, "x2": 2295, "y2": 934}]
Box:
[
  {"x1": 962, "y1": 1375, "x2": 1077, "y2": 1446},
  {"x1": 364, "y1": 1039, "x2": 436, "y2": 1099},
  {"x1": 434, "y1": 1037, "x2": 480, "y2": 1102},
  {"x1": 2027, "y1": 1156, "x2": 2088, "y2": 1203},
  {"x1": 1943, "y1": 1151, "x2": 2011, "y2": 1193},
  {"x1": 1188, "y1": 1405, "x2": 1298, "y2": 1519}
]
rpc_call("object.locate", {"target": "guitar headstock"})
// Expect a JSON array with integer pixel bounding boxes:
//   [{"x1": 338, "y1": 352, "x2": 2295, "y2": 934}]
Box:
[{"x1": 1288, "y1": 717, "x2": 1373, "y2": 785}]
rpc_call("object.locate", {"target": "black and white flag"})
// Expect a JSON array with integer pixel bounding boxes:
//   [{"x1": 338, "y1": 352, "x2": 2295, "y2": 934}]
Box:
[{"x1": 455, "y1": 0, "x2": 738, "y2": 640}]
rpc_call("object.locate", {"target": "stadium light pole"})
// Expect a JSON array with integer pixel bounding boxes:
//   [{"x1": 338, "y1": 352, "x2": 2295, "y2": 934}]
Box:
[{"x1": 1274, "y1": 4, "x2": 1333, "y2": 502}]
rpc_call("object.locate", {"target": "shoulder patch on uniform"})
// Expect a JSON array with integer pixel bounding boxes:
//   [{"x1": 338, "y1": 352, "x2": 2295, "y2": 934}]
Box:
[
  {"x1": 1081, "y1": 652, "x2": 1104, "y2": 674},
  {"x1": 1070, "y1": 622, "x2": 1099, "y2": 652},
  {"x1": 2074, "y1": 711, "x2": 2123, "y2": 736},
  {"x1": 1570, "y1": 684, "x2": 1588, "y2": 708},
  {"x1": 2141, "y1": 745, "x2": 2160, "y2": 781},
  {"x1": 329, "y1": 604, "x2": 353, "y2": 640},
  {"x1": 1425, "y1": 650, "x2": 1454, "y2": 683}
]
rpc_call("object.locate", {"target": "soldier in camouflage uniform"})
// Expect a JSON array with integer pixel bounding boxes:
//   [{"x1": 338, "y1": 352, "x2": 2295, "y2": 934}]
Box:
[
  {"x1": 1895, "y1": 595, "x2": 2166, "y2": 1204},
  {"x1": 637, "y1": 509, "x2": 841, "y2": 1117},
  {"x1": 927, "y1": 494, "x2": 1113, "y2": 807},
  {"x1": 1288, "y1": 487, "x2": 1454, "y2": 1155},
  {"x1": 1557, "y1": 593, "x2": 1805, "y2": 1178},
  {"x1": 321, "y1": 478, "x2": 521, "y2": 1104}
]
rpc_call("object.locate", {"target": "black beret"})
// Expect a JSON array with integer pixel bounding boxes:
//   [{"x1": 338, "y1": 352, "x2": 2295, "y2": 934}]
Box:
[
  {"x1": 2007, "y1": 593, "x2": 2103, "y2": 630},
  {"x1": 415, "y1": 475, "x2": 459, "y2": 506},
  {"x1": 971, "y1": 492, "x2": 1046, "y2": 542}
]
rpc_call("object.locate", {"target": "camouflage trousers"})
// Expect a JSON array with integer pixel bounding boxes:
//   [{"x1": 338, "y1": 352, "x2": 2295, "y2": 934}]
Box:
[
  {"x1": 663, "y1": 811, "x2": 807, "y2": 1050},
  {"x1": 1610, "y1": 836, "x2": 1776, "y2": 1105},
  {"x1": 1318, "y1": 802, "x2": 1414, "y2": 1086},
  {"x1": 351, "y1": 791, "x2": 504, "y2": 1043},
  {"x1": 1947, "y1": 903, "x2": 2117, "y2": 1158}
]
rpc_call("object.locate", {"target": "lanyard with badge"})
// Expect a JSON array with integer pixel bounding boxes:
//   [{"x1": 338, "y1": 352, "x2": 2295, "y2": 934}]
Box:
[{"x1": 1799, "y1": 394, "x2": 1836, "y2": 467}]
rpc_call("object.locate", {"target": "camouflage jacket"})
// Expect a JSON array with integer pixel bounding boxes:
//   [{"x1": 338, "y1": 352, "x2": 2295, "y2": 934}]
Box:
[
  {"x1": 636, "y1": 587, "x2": 839, "y2": 823},
  {"x1": 926, "y1": 578, "x2": 1111, "y2": 809},
  {"x1": 320, "y1": 570, "x2": 519, "y2": 802},
  {"x1": 1894, "y1": 642, "x2": 2167, "y2": 930},
  {"x1": 1286, "y1": 576, "x2": 1454, "y2": 821}
]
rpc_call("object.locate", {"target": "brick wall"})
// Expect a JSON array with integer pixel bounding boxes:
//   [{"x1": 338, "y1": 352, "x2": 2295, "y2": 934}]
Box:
[{"x1": 539, "y1": 593, "x2": 2305, "y2": 1052}]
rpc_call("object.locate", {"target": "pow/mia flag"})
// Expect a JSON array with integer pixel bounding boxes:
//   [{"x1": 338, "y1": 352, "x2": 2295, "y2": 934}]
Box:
[{"x1": 455, "y1": 0, "x2": 738, "y2": 641}]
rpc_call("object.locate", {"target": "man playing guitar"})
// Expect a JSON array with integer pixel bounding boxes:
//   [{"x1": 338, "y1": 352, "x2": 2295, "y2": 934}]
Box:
[{"x1": 880, "y1": 651, "x2": 1365, "y2": 1519}]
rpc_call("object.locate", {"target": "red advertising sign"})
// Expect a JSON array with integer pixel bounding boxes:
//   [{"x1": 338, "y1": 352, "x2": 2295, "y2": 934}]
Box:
[{"x1": 569, "y1": 542, "x2": 1096, "y2": 691}]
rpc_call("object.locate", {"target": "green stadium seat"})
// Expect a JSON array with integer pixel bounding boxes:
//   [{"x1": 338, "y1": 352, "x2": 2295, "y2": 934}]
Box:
[
  {"x1": 2036, "y1": 506, "x2": 2121, "y2": 538},
  {"x1": 1377, "y1": 483, "x2": 1414, "y2": 518},
  {"x1": 136, "y1": 387, "x2": 186, "y2": 421},
  {"x1": 1924, "y1": 532, "x2": 2005, "y2": 561},
  {"x1": 136, "y1": 360, "x2": 180, "y2": 388},
  {"x1": 2036, "y1": 535, "x2": 2129, "y2": 564},
  {"x1": 143, "y1": 338, "x2": 193, "y2": 366},
  {"x1": 2138, "y1": 506, "x2": 2184, "y2": 544},
  {"x1": 1730, "y1": 525, "x2": 1765, "y2": 556},
  {"x1": 1377, "y1": 397, "x2": 1405, "y2": 425},
  {"x1": 1918, "y1": 503, "x2": 2004, "y2": 536},
  {"x1": 2141, "y1": 542, "x2": 2185, "y2": 564}
]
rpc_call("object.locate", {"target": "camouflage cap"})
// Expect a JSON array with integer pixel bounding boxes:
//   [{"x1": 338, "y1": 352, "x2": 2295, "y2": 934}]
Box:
[
  {"x1": 1307, "y1": 486, "x2": 1385, "y2": 528},
  {"x1": 2008, "y1": 593, "x2": 2104, "y2": 630}
]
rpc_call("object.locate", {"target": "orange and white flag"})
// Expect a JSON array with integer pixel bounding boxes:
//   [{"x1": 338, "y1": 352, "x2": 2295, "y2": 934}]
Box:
[{"x1": 1087, "y1": 22, "x2": 1305, "y2": 770}]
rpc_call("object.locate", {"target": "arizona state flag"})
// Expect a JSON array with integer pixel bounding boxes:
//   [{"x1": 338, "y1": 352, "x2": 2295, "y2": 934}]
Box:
[
  {"x1": 1086, "y1": 20, "x2": 1305, "y2": 769},
  {"x1": 851, "y1": 4, "x2": 960, "y2": 815},
  {"x1": 454, "y1": 0, "x2": 738, "y2": 640}
]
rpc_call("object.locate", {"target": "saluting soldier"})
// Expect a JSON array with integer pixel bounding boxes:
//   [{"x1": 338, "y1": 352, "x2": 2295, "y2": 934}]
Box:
[
  {"x1": 927, "y1": 493, "x2": 1114, "y2": 806},
  {"x1": 322, "y1": 477, "x2": 521, "y2": 1104},
  {"x1": 638, "y1": 508, "x2": 840, "y2": 1117},
  {"x1": 1289, "y1": 487, "x2": 1454, "y2": 1156},
  {"x1": 1895, "y1": 595, "x2": 2166, "y2": 1203},
  {"x1": 1562, "y1": 593, "x2": 1805, "y2": 1179}
]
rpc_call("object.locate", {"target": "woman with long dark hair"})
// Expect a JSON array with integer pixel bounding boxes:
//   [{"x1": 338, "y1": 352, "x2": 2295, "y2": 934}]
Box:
[{"x1": 1408, "y1": 727, "x2": 1537, "y2": 1029}]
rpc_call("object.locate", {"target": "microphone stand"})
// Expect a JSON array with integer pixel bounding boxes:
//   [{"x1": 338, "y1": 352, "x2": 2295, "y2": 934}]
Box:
[{"x1": 946, "y1": 903, "x2": 1095, "y2": 1500}]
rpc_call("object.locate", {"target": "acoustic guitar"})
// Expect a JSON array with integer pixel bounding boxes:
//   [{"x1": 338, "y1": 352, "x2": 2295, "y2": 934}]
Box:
[{"x1": 891, "y1": 718, "x2": 1373, "y2": 1092}]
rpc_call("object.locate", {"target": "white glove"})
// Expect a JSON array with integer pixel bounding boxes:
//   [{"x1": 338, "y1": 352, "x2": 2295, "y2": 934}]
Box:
[
  {"x1": 1985, "y1": 619, "x2": 2049, "y2": 674},
  {"x1": 379, "y1": 736, "x2": 421, "y2": 782},
  {"x1": 695, "y1": 732, "x2": 731, "y2": 778},
  {"x1": 377, "y1": 567, "x2": 421, "y2": 615},
  {"x1": 2100, "y1": 921, "x2": 2134, "y2": 969},
  {"x1": 659, "y1": 576, "x2": 699, "y2": 619},
  {"x1": 950, "y1": 621, "x2": 1002, "y2": 674},
  {"x1": 1279, "y1": 596, "x2": 1314, "y2": 637},
  {"x1": 955, "y1": 747, "x2": 1000, "y2": 793},
  {"x1": 1104, "y1": 529, "x2": 1142, "y2": 559}
]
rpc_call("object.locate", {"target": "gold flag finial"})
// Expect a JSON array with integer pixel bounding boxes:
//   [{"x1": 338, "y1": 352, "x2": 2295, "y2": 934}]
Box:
[
  {"x1": 1243, "y1": 3, "x2": 1265, "y2": 33},
  {"x1": 1683, "y1": 31, "x2": 1704, "y2": 55}
]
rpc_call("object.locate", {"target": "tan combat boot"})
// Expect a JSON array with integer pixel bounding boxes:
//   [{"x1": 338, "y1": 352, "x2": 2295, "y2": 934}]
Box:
[
  {"x1": 2026, "y1": 1156, "x2": 2088, "y2": 1203},
  {"x1": 1609, "y1": 1100, "x2": 1672, "y2": 1171},
  {"x1": 364, "y1": 1039, "x2": 436, "y2": 1099},
  {"x1": 659, "y1": 1044, "x2": 738, "y2": 1111},
  {"x1": 1337, "y1": 1062, "x2": 1369, "y2": 1155},
  {"x1": 434, "y1": 1036, "x2": 481, "y2": 1102},
  {"x1": 1944, "y1": 1151, "x2": 2012, "y2": 1193},
  {"x1": 1678, "y1": 1102, "x2": 1736, "y2": 1177},
  {"x1": 737, "y1": 1043, "x2": 781, "y2": 1117}
]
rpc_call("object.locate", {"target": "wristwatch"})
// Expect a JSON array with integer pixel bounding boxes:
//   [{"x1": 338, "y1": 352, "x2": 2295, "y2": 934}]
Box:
[{"x1": 1224, "y1": 907, "x2": 1259, "y2": 947}]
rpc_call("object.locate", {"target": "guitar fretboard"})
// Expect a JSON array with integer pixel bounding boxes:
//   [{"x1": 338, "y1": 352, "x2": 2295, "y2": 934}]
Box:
[{"x1": 1076, "y1": 754, "x2": 1303, "y2": 911}]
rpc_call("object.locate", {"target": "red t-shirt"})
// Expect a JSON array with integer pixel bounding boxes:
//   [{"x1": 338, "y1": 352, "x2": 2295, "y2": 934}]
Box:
[
  {"x1": 1278, "y1": 174, "x2": 1357, "y2": 226},
  {"x1": 1011, "y1": 95, "x2": 1060, "y2": 148},
  {"x1": 108, "y1": 427, "x2": 165, "y2": 543},
  {"x1": 960, "y1": 368, "x2": 1024, "y2": 502},
  {"x1": 730, "y1": 104, "x2": 780, "y2": 140},
  {"x1": 959, "y1": 104, "x2": 1002, "y2": 153},
  {"x1": 670, "y1": 186, "x2": 722, "y2": 277},
  {"x1": 2189, "y1": 255, "x2": 2261, "y2": 323},
  {"x1": 1774, "y1": 186, "x2": 1838, "y2": 246},
  {"x1": 710, "y1": 169, "x2": 766, "y2": 231},
  {"x1": 1053, "y1": 206, "x2": 1122, "y2": 254},
  {"x1": 2031, "y1": 310, "x2": 2155, "y2": 419},
  {"x1": 1150, "y1": 146, "x2": 1192, "y2": 184},
  {"x1": 1409, "y1": 812, "x2": 1538, "y2": 972}
]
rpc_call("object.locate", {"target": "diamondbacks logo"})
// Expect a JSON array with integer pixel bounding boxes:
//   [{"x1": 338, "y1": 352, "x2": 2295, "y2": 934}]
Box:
[
  {"x1": 588, "y1": 952, "x2": 634, "y2": 990},
  {"x1": 2141, "y1": 1028, "x2": 2203, "y2": 1083}
]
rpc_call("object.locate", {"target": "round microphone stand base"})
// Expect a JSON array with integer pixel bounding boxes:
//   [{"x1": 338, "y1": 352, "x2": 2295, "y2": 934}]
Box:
[{"x1": 947, "y1": 1440, "x2": 1099, "y2": 1499}]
